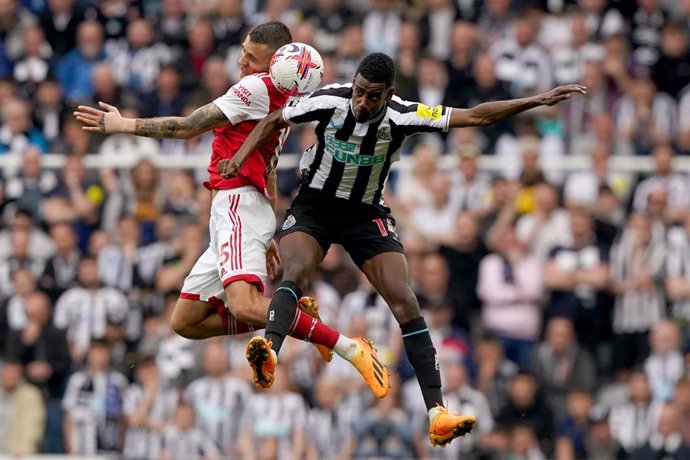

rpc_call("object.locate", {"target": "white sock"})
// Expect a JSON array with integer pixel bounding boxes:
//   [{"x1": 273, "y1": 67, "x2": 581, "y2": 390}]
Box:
[
  {"x1": 333, "y1": 335, "x2": 358, "y2": 361},
  {"x1": 428, "y1": 405, "x2": 443, "y2": 423}
]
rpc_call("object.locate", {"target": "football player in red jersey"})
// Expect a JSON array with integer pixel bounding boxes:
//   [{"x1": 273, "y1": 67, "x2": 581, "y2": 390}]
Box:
[{"x1": 75, "y1": 22, "x2": 390, "y2": 398}]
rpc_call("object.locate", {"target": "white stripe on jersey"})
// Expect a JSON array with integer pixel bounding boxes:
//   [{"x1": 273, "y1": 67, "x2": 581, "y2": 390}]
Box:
[{"x1": 284, "y1": 83, "x2": 452, "y2": 205}]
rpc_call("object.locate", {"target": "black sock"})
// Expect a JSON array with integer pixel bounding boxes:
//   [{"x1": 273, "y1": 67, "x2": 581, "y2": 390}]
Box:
[
  {"x1": 265, "y1": 281, "x2": 303, "y2": 354},
  {"x1": 401, "y1": 316, "x2": 443, "y2": 411}
]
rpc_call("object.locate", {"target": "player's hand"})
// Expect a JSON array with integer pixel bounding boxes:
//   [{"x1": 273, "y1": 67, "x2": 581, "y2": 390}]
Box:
[
  {"x1": 74, "y1": 101, "x2": 131, "y2": 134},
  {"x1": 266, "y1": 239, "x2": 281, "y2": 279},
  {"x1": 538, "y1": 85, "x2": 587, "y2": 106},
  {"x1": 218, "y1": 158, "x2": 241, "y2": 179}
]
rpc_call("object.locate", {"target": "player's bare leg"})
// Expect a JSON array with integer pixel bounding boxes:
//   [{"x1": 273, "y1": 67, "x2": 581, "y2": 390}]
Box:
[
  {"x1": 360, "y1": 251, "x2": 476, "y2": 446},
  {"x1": 171, "y1": 298, "x2": 226, "y2": 339},
  {"x1": 250, "y1": 231, "x2": 390, "y2": 397}
]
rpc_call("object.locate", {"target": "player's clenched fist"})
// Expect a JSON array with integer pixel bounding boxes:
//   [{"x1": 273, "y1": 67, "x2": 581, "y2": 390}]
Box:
[{"x1": 218, "y1": 158, "x2": 241, "y2": 178}]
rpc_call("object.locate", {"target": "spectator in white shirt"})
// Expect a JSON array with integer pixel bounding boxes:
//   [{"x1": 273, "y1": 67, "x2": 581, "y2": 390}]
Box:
[{"x1": 644, "y1": 320, "x2": 686, "y2": 402}]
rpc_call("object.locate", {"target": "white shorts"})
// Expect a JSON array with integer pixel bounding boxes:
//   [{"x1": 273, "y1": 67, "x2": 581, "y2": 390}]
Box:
[{"x1": 180, "y1": 186, "x2": 275, "y2": 304}]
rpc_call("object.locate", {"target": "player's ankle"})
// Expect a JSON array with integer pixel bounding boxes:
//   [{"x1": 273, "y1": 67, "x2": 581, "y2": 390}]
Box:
[{"x1": 333, "y1": 336, "x2": 357, "y2": 360}]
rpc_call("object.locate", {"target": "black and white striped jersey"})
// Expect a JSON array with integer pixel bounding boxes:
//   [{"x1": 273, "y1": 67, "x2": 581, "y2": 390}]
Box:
[
  {"x1": 184, "y1": 375, "x2": 252, "y2": 455},
  {"x1": 282, "y1": 83, "x2": 452, "y2": 206}
]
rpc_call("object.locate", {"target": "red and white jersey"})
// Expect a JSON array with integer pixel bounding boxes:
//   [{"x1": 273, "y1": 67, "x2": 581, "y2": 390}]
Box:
[{"x1": 205, "y1": 73, "x2": 290, "y2": 192}]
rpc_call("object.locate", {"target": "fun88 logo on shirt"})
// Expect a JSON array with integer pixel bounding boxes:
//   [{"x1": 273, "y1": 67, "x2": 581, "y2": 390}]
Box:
[{"x1": 324, "y1": 136, "x2": 385, "y2": 166}]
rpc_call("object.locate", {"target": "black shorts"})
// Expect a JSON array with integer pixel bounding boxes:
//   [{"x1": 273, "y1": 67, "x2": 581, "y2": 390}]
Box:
[{"x1": 278, "y1": 186, "x2": 404, "y2": 267}]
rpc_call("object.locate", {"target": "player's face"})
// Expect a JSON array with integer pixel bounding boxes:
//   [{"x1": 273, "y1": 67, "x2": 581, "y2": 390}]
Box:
[
  {"x1": 351, "y1": 74, "x2": 394, "y2": 122},
  {"x1": 238, "y1": 37, "x2": 274, "y2": 78}
]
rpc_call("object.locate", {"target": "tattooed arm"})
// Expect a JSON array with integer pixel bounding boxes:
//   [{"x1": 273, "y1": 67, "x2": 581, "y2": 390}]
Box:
[{"x1": 74, "y1": 101, "x2": 229, "y2": 139}]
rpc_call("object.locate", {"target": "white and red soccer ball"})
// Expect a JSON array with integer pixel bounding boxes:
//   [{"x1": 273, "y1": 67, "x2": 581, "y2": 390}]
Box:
[{"x1": 269, "y1": 43, "x2": 324, "y2": 97}]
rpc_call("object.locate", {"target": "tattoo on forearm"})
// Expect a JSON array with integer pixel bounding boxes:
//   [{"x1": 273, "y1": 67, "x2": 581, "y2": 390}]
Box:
[
  {"x1": 133, "y1": 103, "x2": 227, "y2": 138},
  {"x1": 135, "y1": 119, "x2": 180, "y2": 137}
]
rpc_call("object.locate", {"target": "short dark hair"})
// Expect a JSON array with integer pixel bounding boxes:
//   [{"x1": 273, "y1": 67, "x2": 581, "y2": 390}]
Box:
[
  {"x1": 248, "y1": 22, "x2": 292, "y2": 51},
  {"x1": 355, "y1": 52, "x2": 395, "y2": 87}
]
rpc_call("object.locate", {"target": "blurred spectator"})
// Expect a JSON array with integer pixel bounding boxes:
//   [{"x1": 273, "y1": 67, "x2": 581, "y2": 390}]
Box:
[
  {"x1": 419, "y1": 0, "x2": 460, "y2": 61},
  {"x1": 36, "y1": 224, "x2": 80, "y2": 302},
  {"x1": 449, "y1": 146, "x2": 491, "y2": 215},
  {"x1": 53, "y1": 257, "x2": 128, "y2": 363},
  {"x1": 553, "y1": 389, "x2": 595, "y2": 460},
  {"x1": 97, "y1": 109, "x2": 161, "y2": 162},
  {"x1": 88, "y1": 62, "x2": 139, "y2": 109},
  {"x1": 140, "y1": 65, "x2": 186, "y2": 118},
  {"x1": 0, "y1": 208, "x2": 54, "y2": 263},
  {"x1": 394, "y1": 21, "x2": 421, "y2": 102},
  {"x1": 239, "y1": 365, "x2": 307, "y2": 459},
  {"x1": 122, "y1": 355, "x2": 178, "y2": 460},
  {"x1": 0, "y1": 270, "x2": 36, "y2": 351},
  {"x1": 477, "y1": 225, "x2": 544, "y2": 367},
  {"x1": 629, "y1": 0, "x2": 668, "y2": 69},
  {"x1": 184, "y1": 340, "x2": 251, "y2": 458},
  {"x1": 578, "y1": 0, "x2": 625, "y2": 40},
  {"x1": 0, "y1": 361, "x2": 46, "y2": 455},
  {"x1": 38, "y1": 0, "x2": 85, "y2": 58},
  {"x1": 675, "y1": 378, "x2": 690, "y2": 442},
  {"x1": 652, "y1": 21, "x2": 690, "y2": 98},
  {"x1": 98, "y1": 214, "x2": 143, "y2": 291},
  {"x1": 160, "y1": 402, "x2": 219, "y2": 460},
  {"x1": 362, "y1": 0, "x2": 401, "y2": 56},
  {"x1": 152, "y1": 0, "x2": 188, "y2": 52},
  {"x1": 476, "y1": 0, "x2": 514, "y2": 47},
  {"x1": 585, "y1": 404, "x2": 620, "y2": 458},
  {"x1": 666, "y1": 211, "x2": 690, "y2": 324},
  {"x1": 249, "y1": 0, "x2": 300, "y2": 29},
  {"x1": 630, "y1": 402, "x2": 690, "y2": 459},
  {"x1": 530, "y1": 317, "x2": 597, "y2": 419},
  {"x1": 616, "y1": 76, "x2": 676, "y2": 155},
  {"x1": 438, "y1": 211, "x2": 487, "y2": 316},
  {"x1": 550, "y1": 14, "x2": 605, "y2": 86},
  {"x1": 3, "y1": 291, "x2": 69, "y2": 453},
  {"x1": 33, "y1": 78, "x2": 68, "y2": 147},
  {"x1": 474, "y1": 337, "x2": 518, "y2": 415},
  {"x1": 609, "y1": 371, "x2": 661, "y2": 455},
  {"x1": 50, "y1": 117, "x2": 95, "y2": 156},
  {"x1": 4, "y1": 147, "x2": 58, "y2": 220},
  {"x1": 443, "y1": 21, "x2": 477, "y2": 106},
  {"x1": 42, "y1": 155, "x2": 104, "y2": 233},
  {"x1": 213, "y1": 0, "x2": 246, "y2": 50},
  {"x1": 106, "y1": 18, "x2": 173, "y2": 95},
  {"x1": 543, "y1": 207, "x2": 609, "y2": 341},
  {"x1": 505, "y1": 424, "x2": 547, "y2": 460},
  {"x1": 564, "y1": 143, "x2": 632, "y2": 208},
  {"x1": 632, "y1": 144, "x2": 689, "y2": 224},
  {"x1": 644, "y1": 320, "x2": 685, "y2": 402},
  {"x1": 496, "y1": 372, "x2": 554, "y2": 451},
  {"x1": 0, "y1": 231, "x2": 43, "y2": 299},
  {"x1": 304, "y1": 0, "x2": 354, "y2": 55},
  {"x1": 395, "y1": 143, "x2": 438, "y2": 212},
  {"x1": 188, "y1": 56, "x2": 230, "y2": 107},
  {"x1": 0, "y1": 0, "x2": 37, "y2": 61},
  {"x1": 55, "y1": 19, "x2": 106, "y2": 104},
  {"x1": 610, "y1": 212, "x2": 666, "y2": 372},
  {"x1": 516, "y1": 181, "x2": 571, "y2": 261},
  {"x1": 416, "y1": 253, "x2": 468, "y2": 332},
  {"x1": 12, "y1": 25, "x2": 52, "y2": 96},
  {"x1": 177, "y1": 18, "x2": 216, "y2": 91},
  {"x1": 409, "y1": 174, "x2": 457, "y2": 242},
  {"x1": 348, "y1": 378, "x2": 415, "y2": 459},
  {"x1": 491, "y1": 14, "x2": 552, "y2": 97},
  {"x1": 306, "y1": 375, "x2": 355, "y2": 460},
  {"x1": 334, "y1": 23, "x2": 364, "y2": 80},
  {"x1": 62, "y1": 339, "x2": 128, "y2": 455},
  {"x1": 0, "y1": 97, "x2": 49, "y2": 153},
  {"x1": 463, "y1": 52, "x2": 513, "y2": 149}
]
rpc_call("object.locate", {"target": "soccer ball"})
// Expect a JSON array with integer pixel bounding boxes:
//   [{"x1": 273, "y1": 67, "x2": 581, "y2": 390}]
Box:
[{"x1": 269, "y1": 43, "x2": 324, "y2": 97}]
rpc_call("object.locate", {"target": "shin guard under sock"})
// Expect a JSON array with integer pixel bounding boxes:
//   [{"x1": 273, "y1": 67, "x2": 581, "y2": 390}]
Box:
[
  {"x1": 265, "y1": 281, "x2": 302, "y2": 354},
  {"x1": 401, "y1": 316, "x2": 443, "y2": 411}
]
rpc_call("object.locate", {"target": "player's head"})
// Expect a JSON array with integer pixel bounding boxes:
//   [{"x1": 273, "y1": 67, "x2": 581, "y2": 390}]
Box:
[
  {"x1": 351, "y1": 52, "x2": 396, "y2": 122},
  {"x1": 239, "y1": 21, "x2": 292, "y2": 78}
]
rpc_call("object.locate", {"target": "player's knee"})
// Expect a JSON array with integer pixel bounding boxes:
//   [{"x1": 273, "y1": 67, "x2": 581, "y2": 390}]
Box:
[
  {"x1": 170, "y1": 299, "x2": 205, "y2": 339},
  {"x1": 386, "y1": 286, "x2": 420, "y2": 324}
]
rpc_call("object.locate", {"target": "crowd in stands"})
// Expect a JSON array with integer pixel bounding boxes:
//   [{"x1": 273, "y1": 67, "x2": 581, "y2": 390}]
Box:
[{"x1": 1, "y1": 0, "x2": 690, "y2": 458}]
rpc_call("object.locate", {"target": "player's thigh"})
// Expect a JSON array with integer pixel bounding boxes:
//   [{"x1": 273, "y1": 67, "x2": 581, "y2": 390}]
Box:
[
  {"x1": 170, "y1": 297, "x2": 216, "y2": 333},
  {"x1": 277, "y1": 196, "x2": 331, "y2": 284},
  {"x1": 213, "y1": 187, "x2": 275, "y2": 292}
]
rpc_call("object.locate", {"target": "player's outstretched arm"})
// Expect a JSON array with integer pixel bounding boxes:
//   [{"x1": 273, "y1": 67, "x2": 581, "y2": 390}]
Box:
[
  {"x1": 218, "y1": 108, "x2": 289, "y2": 178},
  {"x1": 448, "y1": 84, "x2": 586, "y2": 128},
  {"x1": 74, "y1": 101, "x2": 229, "y2": 139}
]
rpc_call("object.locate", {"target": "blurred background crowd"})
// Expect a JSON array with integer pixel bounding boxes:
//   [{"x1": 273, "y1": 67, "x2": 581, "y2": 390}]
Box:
[{"x1": 1, "y1": 0, "x2": 690, "y2": 458}]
